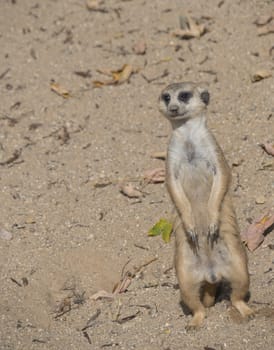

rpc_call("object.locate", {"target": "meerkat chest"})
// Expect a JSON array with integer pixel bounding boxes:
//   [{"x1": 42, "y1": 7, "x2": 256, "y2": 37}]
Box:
[{"x1": 168, "y1": 122, "x2": 216, "y2": 177}]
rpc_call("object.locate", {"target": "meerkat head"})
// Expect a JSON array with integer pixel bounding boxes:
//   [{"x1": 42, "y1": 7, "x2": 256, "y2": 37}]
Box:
[{"x1": 159, "y1": 82, "x2": 209, "y2": 122}]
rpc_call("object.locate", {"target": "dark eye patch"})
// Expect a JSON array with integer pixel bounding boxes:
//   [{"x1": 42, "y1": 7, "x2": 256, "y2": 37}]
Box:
[
  {"x1": 162, "y1": 93, "x2": 171, "y2": 105},
  {"x1": 178, "y1": 91, "x2": 192, "y2": 103}
]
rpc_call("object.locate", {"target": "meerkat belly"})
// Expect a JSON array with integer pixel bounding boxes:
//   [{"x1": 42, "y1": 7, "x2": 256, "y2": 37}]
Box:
[
  {"x1": 170, "y1": 138, "x2": 215, "y2": 233},
  {"x1": 183, "y1": 239, "x2": 231, "y2": 283}
]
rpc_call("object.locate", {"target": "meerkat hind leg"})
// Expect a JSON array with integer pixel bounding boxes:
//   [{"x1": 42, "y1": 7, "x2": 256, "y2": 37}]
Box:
[
  {"x1": 202, "y1": 282, "x2": 217, "y2": 308},
  {"x1": 179, "y1": 280, "x2": 206, "y2": 330},
  {"x1": 228, "y1": 266, "x2": 254, "y2": 318},
  {"x1": 230, "y1": 284, "x2": 254, "y2": 319}
]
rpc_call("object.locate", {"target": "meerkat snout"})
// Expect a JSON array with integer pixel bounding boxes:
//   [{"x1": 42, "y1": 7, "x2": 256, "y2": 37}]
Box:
[{"x1": 159, "y1": 82, "x2": 209, "y2": 121}]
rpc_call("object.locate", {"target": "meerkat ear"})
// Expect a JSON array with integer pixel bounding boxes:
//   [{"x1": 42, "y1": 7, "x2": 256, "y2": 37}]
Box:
[{"x1": 200, "y1": 90, "x2": 210, "y2": 105}]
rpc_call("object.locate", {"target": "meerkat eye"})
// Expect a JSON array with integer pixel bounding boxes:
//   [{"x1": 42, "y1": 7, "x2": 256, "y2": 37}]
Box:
[
  {"x1": 162, "y1": 93, "x2": 171, "y2": 104},
  {"x1": 178, "y1": 91, "x2": 192, "y2": 103}
]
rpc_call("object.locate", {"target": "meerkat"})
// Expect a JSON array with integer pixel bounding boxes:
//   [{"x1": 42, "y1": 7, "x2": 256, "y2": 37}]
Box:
[{"x1": 159, "y1": 82, "x2": 254, "y2": 329}]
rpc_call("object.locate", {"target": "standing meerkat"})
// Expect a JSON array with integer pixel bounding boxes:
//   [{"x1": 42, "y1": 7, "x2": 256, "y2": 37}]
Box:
[{"x1": 159, "y1": 82, "x2": 254, "y2": 329}]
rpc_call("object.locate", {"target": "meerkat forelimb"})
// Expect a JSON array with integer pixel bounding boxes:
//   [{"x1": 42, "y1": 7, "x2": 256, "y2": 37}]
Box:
[{"x1": 159, "y1": 82, "x2": 254, "y2": 329}]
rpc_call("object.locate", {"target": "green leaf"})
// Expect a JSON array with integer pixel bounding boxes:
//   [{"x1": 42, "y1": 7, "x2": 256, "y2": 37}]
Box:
[{"x1": 148, "y1": 219, "x2": 173, "y2": 243}]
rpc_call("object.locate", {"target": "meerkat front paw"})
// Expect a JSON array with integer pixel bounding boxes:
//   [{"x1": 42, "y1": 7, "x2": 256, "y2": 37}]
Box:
[
  {"x1": 207, "y1": 223, "x2": 219, "y2": 247},
  {"x1": 186, "y1": 228, "x2": 199, "y2": 250}
]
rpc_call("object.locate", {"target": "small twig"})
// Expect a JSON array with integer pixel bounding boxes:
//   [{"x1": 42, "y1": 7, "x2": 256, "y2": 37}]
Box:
[
  {"x1": 0, "y1": 68, "x2": 10, "y2": 80},
  {"x1": 120, "y1": 259, "x2": 132, "y2": 279},
  {"x1": 82, "y1": 331, "x2": 92, "y2": 344},
  {"x1": 0, "y1": 149, "x2": 22, "y2": 166},
  {"x1": 133, "y1": 257, "x2": 158, "y2": 276},
  {"x1": 10, "y1": 277, "x2": 22, "y2": 287},
  {"x1": 81, "y1": 309, "x2": 101, "y2": 331},
  {"x1": 114, "y1": 311, "x2": 141, "y2": 324}
]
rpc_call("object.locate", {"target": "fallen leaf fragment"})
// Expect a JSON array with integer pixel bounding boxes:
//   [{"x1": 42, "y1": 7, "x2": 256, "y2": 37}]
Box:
[
  {"x1": 251, "y1": 70, "x2": 272, "y2": 82},
  {"x1": 257, "y1": 23, "x2": 274, "y2": 36},
  {"x1": 86, "y1": 0, "x2": 107, "y2": 12},
  {"x1": 259, "y1": 141, "x2": 274, "y2": 156},
  {"x1": 148, "y1": 218, "x2": 173, "y2": 243},
  {"x1": 0, "y1": 228, "x2": 13, "y2": 240},
  {"x1": 143, "y1": 167, "x2": 165, "y2": 184},
  {"x1": 132, "y1": 39, "x2": 147, "y2": 55},
  {"x1": 93, "y1": 64, "x2": 136, "y2": 87},
  {"x1": 150, "y1": 151, "x2": 166, "y2": 160},
  {"x1": 120, "y1": 183, "x2": 143, "y2": 198},
  {"x1": 50, "y1": 82, "x2": 71, "y2": 98},
  {"x1": 255, "y1": 195, "x2": 266, "y2": 205},
  {"x1": 241, "y1": 212, "x2": 274, "y2": 251},
  {"x1": 172, "y1": 16, "x2": 206, "y2": 39}
]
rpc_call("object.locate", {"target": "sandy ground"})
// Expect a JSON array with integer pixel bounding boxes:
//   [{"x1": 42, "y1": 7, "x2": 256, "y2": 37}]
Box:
[{"x1": 0, "y1": 0, "x2": 274, "y2": 349}]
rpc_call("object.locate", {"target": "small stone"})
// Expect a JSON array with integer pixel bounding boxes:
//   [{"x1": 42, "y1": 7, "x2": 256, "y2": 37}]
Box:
[
  {"x1": 0, "y1": 228, "x2": 13, "y2": 240},
  {"x1": 255, "y1": 195, "x2": 266, "y2": 204}
]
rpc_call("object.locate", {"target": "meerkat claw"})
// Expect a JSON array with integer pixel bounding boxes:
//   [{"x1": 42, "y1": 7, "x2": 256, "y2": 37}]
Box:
[
  {"x1": 207, "y1": 224, "x2": 219, "y2": 248},
  {"x1": 186, "y1": 229, "x2": 199, "y2": 250}
]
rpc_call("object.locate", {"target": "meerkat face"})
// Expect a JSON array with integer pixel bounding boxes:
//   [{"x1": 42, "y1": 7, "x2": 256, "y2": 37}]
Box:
[{"x1": 159, "y1": 82, "x2": 210, "y2": 121}]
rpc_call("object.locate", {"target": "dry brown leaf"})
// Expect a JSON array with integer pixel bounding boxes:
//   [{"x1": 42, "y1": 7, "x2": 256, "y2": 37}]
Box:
[
  {"x1": 251, "y1": 69, "x2": 272, "y2": 82},
  {"x1": 132, "y1": 39, "x2": 147, "y2": 55},
  {"x1": 120, "y1": 183, "x2": 143, "y2": 198},
  {"x1": 172, "y1": 16, "x2": 206, "y2": 39},
  {"x1": 50, "y1": 82, "x2": 71, "y2": 98},
  {"x1": 93, "y1": 64, "x2": 136, "y2": 87},
  {"x1": 259, "y1": 141, "x2": 274, "y2": 156},
  {"x1": 254, "y1": 15, "x2": 273, "y2": 26},
  {"x1": 241, "y1": 212, "x2": 274, "y2": 251},
  {"x1": 143, "y1": 167, "x2": 165, "y2": 184}
]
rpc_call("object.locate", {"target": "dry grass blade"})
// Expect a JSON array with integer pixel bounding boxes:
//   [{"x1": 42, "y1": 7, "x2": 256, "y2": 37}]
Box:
[
  {"x1": 112, "y1": 272, "x2": 132, "y2": 294},
  {"x1": 241, "y1": 212, "x2": 274, "y2": 251},
  {"x1": 90, "y1": 290, "x2": 115, "y2": 300}
]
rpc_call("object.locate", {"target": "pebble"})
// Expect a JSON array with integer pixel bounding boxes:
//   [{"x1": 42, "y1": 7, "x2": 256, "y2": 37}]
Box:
[
  {"x1": 255, "y1": 195, "x2": 266, "y2": 204},
  {"x1": 0, "y1": 228, "x2": 13, "y2": 240}
]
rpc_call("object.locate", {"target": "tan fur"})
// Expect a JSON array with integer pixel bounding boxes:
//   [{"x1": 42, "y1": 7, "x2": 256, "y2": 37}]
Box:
[{"x1": 159, "y1": 82, "x2": 254, "y2": 329}]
